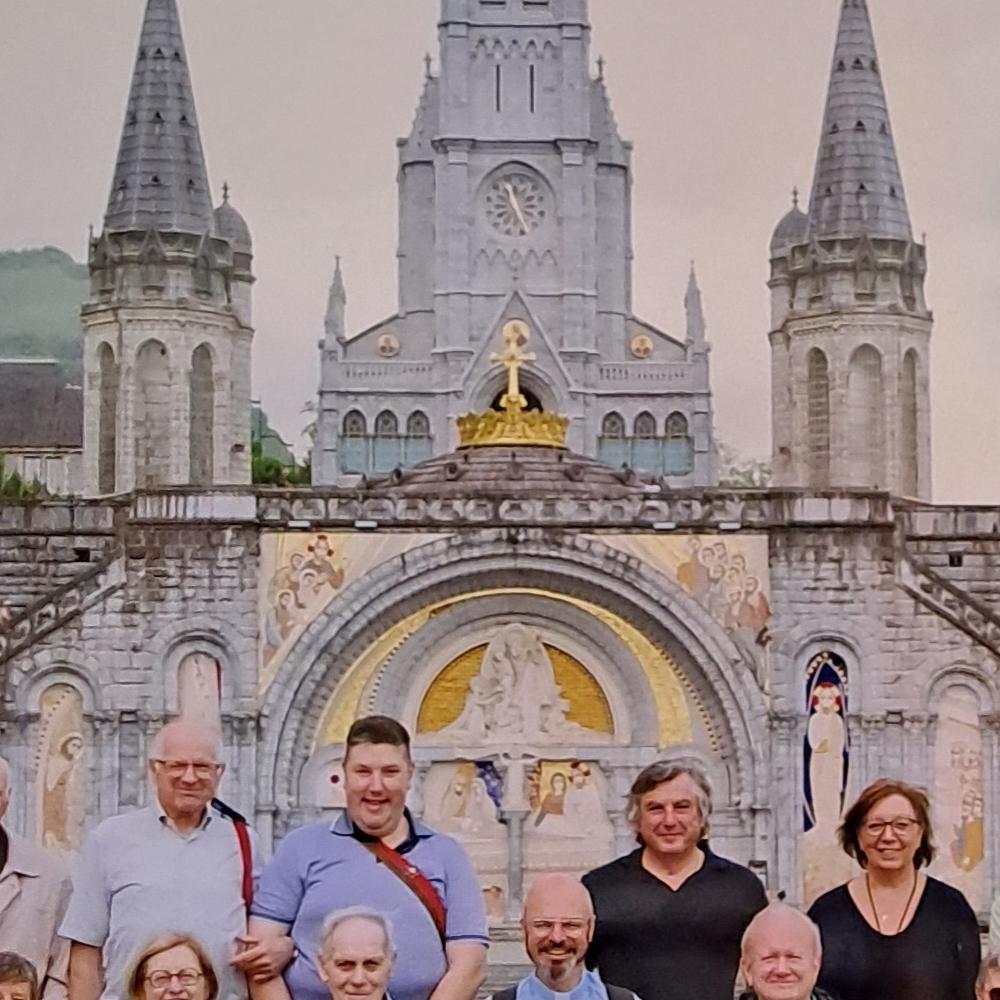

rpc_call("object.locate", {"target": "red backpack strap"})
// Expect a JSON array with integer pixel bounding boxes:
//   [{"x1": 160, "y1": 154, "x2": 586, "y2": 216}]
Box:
[
  {"x1": 212, "y1": 798, "x2": 254, "y2": 910},
  {"x1": 363, "y1": 840, "x2": 447, "y2": 942}
]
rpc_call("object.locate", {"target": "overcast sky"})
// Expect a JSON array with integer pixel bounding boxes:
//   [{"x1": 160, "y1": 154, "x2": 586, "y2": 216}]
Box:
[{"x1": 2, "y1": 1, "x2": 998, "y2": 501}]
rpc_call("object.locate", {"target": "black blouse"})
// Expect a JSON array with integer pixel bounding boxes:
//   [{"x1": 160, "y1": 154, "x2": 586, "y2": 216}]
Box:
[{"x1": 808, "y1": 876, "x2": 980, "y2": 1000}]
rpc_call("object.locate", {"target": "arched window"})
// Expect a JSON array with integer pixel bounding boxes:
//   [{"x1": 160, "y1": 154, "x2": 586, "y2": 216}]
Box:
[
  {"x1": 900, "y1": 350, "x2": 919, "y2": 496},
  {"x1": 97, "y1": 343, "x2": 118, "y2": 494},
  {"x1": 178, "y1": 652, "x2": 221, "y2": 731},
  {"x1": 598, "y1": 413, "x2": 628, "y2": 467},
  {"x1": 373, "y1": 411, "x2": 401, "y2": 473},
  {"x1": 664, "y1": 412, "x2": 694, "y2": 476},
  {"x1": 807, "y1": 349, "x2": 831, "y2": 488},
  {"x1": 632, "y1": 412, "x2": 659, "y2": 474},
  {"x1": 405, "y1": 411, "x2": 433, "y2": 465},
  {"x1": 189, "y1": 345, "x2": 214, "y2": 485},
  {"x1": 134, "y1": 340, "x2": 172, "y2": 488},
  {"x1": 847, "y1": 345, "x2": 884, "y2": 488},
  {"x1": 339, "y1": 411, "x2": 368, "y2": 475}
]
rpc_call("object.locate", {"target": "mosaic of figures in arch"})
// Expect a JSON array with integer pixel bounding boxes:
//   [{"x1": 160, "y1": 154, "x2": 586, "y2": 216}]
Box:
[
  {"x1": 587, "y1": 534, "x2": 772, "y2": 675},
  {"x1": 258, "y1": 531, "x2": 440, "y2": 690},
  {"x1": 420, "y1": 757, "x2": 613, "y2": 924},
  {"x1": 802, "y1": 651, "x2": 853, "y2": 905},
  {"x1": 930, "y1": 685, "x2": 985, "y2": 911},
  {"x1": 35, "y1": 683, "x2": 88, "y2": 853}
]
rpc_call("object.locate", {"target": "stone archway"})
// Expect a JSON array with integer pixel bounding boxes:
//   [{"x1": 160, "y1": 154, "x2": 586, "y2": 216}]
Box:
[{"x1": 256, "y1": 532, "x2": 771, "y2": 866}]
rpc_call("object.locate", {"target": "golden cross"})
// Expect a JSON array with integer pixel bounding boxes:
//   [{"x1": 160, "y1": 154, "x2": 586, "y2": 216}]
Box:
[{"x1": 491, "y1": 320, "x2": 536, "y2": 413}]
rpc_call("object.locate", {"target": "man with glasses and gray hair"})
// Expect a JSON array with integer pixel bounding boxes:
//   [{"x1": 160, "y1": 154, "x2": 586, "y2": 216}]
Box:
[
  {"x1": 582, "y1": 759, "x2": 766, "y2": 1000},
  {"x1": 60, "y1": 721, "x2": 291, "y2": 1000}
]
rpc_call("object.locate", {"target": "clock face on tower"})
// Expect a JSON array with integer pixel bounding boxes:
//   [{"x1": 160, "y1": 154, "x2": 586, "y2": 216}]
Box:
[{"x1": 485, "y1": 170, "x2": 547, "y2": 237}]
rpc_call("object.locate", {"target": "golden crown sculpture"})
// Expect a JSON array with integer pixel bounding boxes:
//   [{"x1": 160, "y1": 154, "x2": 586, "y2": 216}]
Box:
[{"x1": 457, "y1": 320, "x2": 569, "y2": 449}]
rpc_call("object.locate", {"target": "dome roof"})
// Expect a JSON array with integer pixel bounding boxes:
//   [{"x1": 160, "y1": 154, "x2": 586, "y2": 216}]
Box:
[
  {"x1": 367, "y1": 442, "x2": 646, "y2": 501},
  {"x1": 214, "y1": 192, "x2": 252, "y2": 255},
  {"x1": 770, "y1": 205, "x2": 808, "y2": 255}
]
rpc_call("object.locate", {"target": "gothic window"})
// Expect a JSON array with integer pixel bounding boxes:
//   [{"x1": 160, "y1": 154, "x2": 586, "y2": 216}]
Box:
[
  {"x1": 134, "y1": 340, "x2": 172, "y2": 488},
  {"x1": 189, "y1": 345, "x2": 214, "y2": 486},
  {"x1": 664, "y1": 412, "x2": 694, "y2": 476},
  {"x1": 598, "y1": 413, "x2": 628, "y2": 468},
  {"x1": 806, "y1": 349, "x2": 831, "y2": 488},
  {"x1": 847, "y1": 345, "x2": 884, "y2": 487},
  {"x1": 97, "y1": 343, "x2": 118, "y2": 494},
  {"x1": 632, "y1": 412, "x2": 659, "y2": 475},
  {"x1": 339, "y1": 410, "x2": 368, "y2": 475},
  {"x1": 405, "y1": 411, "x2": 433, "y2": 465},
  {"x1": 900, "y1": 350, "x2": 919, "y2": 496},
  {"x1": 373, "y1": 411, "x2": 402, "y2": 474}
]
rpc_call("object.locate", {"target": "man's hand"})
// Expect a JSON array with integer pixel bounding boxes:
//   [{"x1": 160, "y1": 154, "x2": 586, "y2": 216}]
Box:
[{"x1": 232, "y1": 934, "x2": 295, "y2": 983}]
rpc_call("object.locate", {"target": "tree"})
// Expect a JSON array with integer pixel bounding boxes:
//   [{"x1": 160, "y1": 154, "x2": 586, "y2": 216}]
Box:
[
  {"x1": 0, "y1": 455, "x2": 44, "y2": 499},
  {"x1": 717, "y1": 442, "x2": 772, "y2": 488}
]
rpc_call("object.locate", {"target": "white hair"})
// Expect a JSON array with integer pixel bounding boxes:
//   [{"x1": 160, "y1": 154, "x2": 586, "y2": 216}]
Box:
[
  {"x1": 319, "y1": 907, "x2": 395, "y2": 961},
  {"x1": 741, "y1": 902, "x2": 822, "y2": 961},
  {"x1": 149, "y1": 720, "x2": 223, "y2": 762}
]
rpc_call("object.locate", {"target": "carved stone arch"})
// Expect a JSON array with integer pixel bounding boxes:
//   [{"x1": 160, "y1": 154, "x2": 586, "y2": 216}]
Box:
[
  {"x1": 771, "y1": 626, "x2": 872, "y2": 716},
  {"x1": 147, "y1": 616, "x2": 246, "y2": 712},
  {"x1": 363, "y1": 593, "x2": 661, "y2": 748},
  {"x1": 925, "y1": 662, "x2": 998, "y2": 715},
  {"x1": 470, "y1": 361, "x2": 561, "y2": 416},
  {"x1": 257, "y1": 533, "x2": 768, "y2": 840},
  {"x1": 20, "y1": 661, "x2": 98, "y2": 715},
  {"x1": 134, "y1": 338, "x2": 172, "y2": 488}
]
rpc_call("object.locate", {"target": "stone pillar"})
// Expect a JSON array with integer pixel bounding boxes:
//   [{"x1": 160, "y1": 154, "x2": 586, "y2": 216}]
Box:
[
  {"x1": 862, "y1": 716, "x2": 886, "y2": 787},
  {"x1": 92, "y1": 712, "x2": 120, "y2": 825},
  {"x1": 982, "y1": 712, "x2": 1000, "y2": 908},
  {"x1": 502, "y1": 810, "x2": 528, "y2": 921},
  {"x1": 902, "y1": 713, "x2": 930, "y2": 785},
  {"x1": 770, "y1": 712, "x2": 800, "y2": 901}
]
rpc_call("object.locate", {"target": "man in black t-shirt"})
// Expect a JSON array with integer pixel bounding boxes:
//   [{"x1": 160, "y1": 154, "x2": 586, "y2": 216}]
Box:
[{"x1": 583, "y1": 760, "x2": 766, "y2": 1000}]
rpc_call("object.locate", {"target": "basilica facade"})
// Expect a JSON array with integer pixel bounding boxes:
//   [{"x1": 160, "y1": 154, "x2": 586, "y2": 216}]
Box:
[{"x1": 1, "y1": 0, "x2": 998, "y2": 963}]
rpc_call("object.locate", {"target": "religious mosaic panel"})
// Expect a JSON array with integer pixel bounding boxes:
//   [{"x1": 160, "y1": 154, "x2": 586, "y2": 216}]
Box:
[
  {"x1": 588, "y1": 534, "x2": 771, "y2": 672},
  {"x1": 801, "y1": 651, "x2": 854, "y2": 905},
  {"x1": 930, "y1": 685, "x2": 985, "y2": 911},
  {"x1": 258, "y1": 531, "x2": 441, "y2": 691},
  {"x1": 35, "y1": 683, "x2": 88, "y2": 853}
]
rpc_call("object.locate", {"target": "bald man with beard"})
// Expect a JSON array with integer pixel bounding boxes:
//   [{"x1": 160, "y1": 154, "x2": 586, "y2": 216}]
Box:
[{"x1": 489, "y1": 875, "x2": 640, "y2": 1000}]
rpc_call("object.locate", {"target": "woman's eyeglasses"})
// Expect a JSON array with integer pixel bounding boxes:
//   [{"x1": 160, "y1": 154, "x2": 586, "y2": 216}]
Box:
[{"x1": 145, "y1": 971, "x2": 204, "y2": 990}]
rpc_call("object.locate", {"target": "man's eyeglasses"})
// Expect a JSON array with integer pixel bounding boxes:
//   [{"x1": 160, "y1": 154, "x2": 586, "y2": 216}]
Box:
[
  {"x1": 862, "y1": 818, "x2": 919, "y2": 837},
  {"x1": 152, "y1": 759, "x2": 221, "y2": 780},
  {"x1": 145, "y1": 970, "x2": 204, "y2": 990}
]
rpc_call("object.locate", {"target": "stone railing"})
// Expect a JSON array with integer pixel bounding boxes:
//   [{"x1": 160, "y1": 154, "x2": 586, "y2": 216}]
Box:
[
  {"x1": 897, "y1": 547, "x2": 1000, "y2": 660},
  {"x1": 0, "y1": 552, "x2": 125, "y2": 667},
  {"x1": 598, "y1": 363, "x2": 693, "y2": 386},
  {"x1": 895, "y1": 501, "x2": 1000, "y2": 539}
]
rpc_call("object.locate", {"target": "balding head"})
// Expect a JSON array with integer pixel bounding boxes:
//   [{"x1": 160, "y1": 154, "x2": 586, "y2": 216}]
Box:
[
  {"x1": 148, "y1": 720, "x2": 224, "y2": 826},
  {"x1": 740, "y1": 903, "x2": 821, "y2": 1000},
  {"x1": 522, "y1": 875, "x2": 595, "y2": 992}
]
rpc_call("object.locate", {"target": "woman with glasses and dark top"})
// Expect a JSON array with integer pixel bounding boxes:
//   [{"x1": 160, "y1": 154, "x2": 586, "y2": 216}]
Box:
[
  {"x1": 807, "y1": 778, "x2": 980, "y2": 1000},
  {"x1": 126, "y1": 936, "x2": 218, "y2": 1000}
]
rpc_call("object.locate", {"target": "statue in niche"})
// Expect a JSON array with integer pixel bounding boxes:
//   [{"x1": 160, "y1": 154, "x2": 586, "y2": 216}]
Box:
[
  {"x1": 178, "y1": 652, "x2": 221, "y2": 731},
  {"x1": 36, "y1": 684, "x2": 88, "y2": 853},
  {"x1": 437, "y1": 624, "x2": 610, "y2": 744}
]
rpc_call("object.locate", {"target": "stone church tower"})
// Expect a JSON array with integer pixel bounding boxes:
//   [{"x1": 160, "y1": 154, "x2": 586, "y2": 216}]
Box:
[
  {"x1": 82, "y1": 0, "x2": 254, "y2": 495},
  {"x1": 315, "y1": 0, "x2": 715, "y2": 486},
  {"x1": 769, "y1": 0, "x2": 931, "y2": 496}
]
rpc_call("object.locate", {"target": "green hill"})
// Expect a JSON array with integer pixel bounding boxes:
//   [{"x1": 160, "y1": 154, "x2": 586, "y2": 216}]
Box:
[{"x1": 0, "y1": 247, "x2": 87, "y2": 370}]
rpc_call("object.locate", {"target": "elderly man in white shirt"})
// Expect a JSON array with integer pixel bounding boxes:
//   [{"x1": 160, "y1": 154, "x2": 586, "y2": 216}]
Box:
[{"x1": 60, "y1": 721, "x2": 290, "y2": 1000}]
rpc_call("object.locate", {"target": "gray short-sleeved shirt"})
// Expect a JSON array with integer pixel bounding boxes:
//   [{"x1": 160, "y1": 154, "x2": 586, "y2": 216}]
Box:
[{"x1": 60, "y1": 803, "x2": 260, "y2": 1000}]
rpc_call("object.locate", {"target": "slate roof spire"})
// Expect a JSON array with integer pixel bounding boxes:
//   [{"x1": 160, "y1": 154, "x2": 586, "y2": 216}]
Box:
[
  {"x1": 685, "y1": 262, "x2": 706, "y2": 347},
  {"x1": 807, "y1": 0, "x2": 912, "y2": 242},
  {"x1": 103, "y1": 0, "x2": 215, "y2": 235}
]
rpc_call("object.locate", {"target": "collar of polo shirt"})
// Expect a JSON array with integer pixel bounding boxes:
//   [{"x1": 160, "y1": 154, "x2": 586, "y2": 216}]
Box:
[{"x1": 157, "y1": 798, "x2": 212, "y2": 831}]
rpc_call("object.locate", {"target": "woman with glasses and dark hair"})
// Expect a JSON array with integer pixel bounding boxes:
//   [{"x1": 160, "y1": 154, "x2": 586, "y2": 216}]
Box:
[
  {"x1": 126, "y1": 935, "x2": 219, "y2": 1000},
  {"x1": 807, "y1": 778, "x2": 980, "y2": 1000}
]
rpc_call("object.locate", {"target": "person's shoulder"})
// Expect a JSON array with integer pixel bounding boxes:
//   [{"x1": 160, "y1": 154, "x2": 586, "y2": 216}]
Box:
[
  {"x1": 583, "y1": 850, "x2": 641, "y2": 889},
  {"x1": 8, "y1": 831, "x2": 70, "y2": 879},
  {"x1": 91, "y1": 805, "x2": 156, "y2": 840},
  {"x1": 418, "y1": 824, "x2": 477, "y2": 864},
  {"x1": 807, "y1": 882, "x2": 851, "y2": 919},
  {"x1": 925, "y1": 875, "x2": 978, "y2": 921},
  {"x1": 274, "y1": 818, "x2": 333, "y2": 851},
  {"x1": 703, "y1": 850, "x2": 767, "y2": 895}
]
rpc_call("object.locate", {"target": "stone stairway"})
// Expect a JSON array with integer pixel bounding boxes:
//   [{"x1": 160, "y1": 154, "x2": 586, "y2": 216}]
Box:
[
  {"x1": 0, "y1": 551, "x2": 125, "y2": 668},
  {"x1": 897, "y1": 546, "x2": 1000, "y2": 660}
]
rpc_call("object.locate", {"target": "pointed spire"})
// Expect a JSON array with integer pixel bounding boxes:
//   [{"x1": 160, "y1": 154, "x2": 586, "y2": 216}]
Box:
[
  {"x1": 103, "y1": 0, "x2": 215, "y2": 235},
  {"x1": 325, "y1": 257, "x2": 346, "y2": 342},
  {"x1": 685, "y1": 262, "x2": 706, "y2": 345},
  {"x1": 807, "y1": 0, "x2": 911, "y2": 242}
]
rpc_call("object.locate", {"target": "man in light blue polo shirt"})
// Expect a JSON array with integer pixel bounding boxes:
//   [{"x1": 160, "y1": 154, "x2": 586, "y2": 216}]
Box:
[
  {"x1": 60, "y1": 721, "x2": 289, "y2": 1000},
  {"x1": 249, "y1": 716, "x2": 488, "y2": 1000}
]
